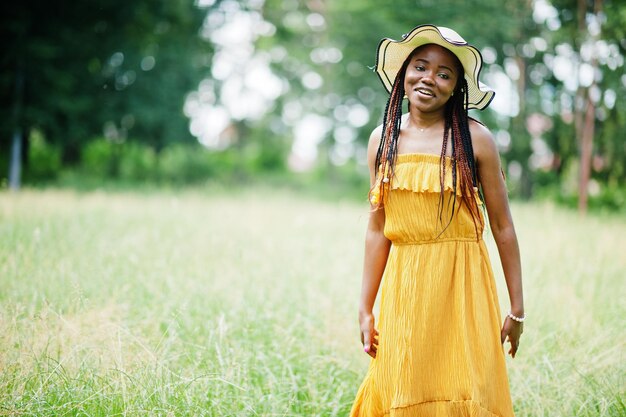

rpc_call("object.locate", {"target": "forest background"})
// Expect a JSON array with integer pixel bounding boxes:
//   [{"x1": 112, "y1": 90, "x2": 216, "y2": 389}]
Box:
[{"x1": 1, "y1": 0, "x2": 624, "y2": 211}]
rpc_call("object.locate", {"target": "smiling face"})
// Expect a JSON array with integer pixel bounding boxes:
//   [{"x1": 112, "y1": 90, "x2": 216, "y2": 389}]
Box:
[{"x1": 403, "y1": 44, "x2": 463, "y2": 114}]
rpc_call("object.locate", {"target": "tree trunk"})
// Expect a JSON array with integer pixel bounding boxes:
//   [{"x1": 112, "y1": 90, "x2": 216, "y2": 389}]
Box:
[
  {"x1": 9, "y1": 129, "x2": 22, "y2": 190},
  {"x1": 514, "y1": 55, "x2": 532, "y2": 199},
  {"x1": 577, "y1": 0, "x2": 603, "y2": 215},
  {"x1": 578, "y1": 97, "x2": 595, "y2": 213},
  {"x1": 8, "y1": 66, "x2": 24, "y2": 191}
]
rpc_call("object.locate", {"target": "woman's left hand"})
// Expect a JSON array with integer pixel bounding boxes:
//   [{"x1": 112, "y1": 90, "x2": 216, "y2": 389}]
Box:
[{"x1": 500, "y1": 317, "x2": 523, "y2": 358}]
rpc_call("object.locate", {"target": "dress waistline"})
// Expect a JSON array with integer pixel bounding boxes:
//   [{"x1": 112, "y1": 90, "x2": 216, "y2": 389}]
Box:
[{"x1": 392, "y1": 237, "x2": 482, "y2": 246}]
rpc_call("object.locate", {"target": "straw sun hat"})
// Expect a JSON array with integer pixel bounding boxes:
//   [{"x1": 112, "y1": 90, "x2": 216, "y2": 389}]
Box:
[{"x1": 375, "y1": 24, "x2": 495, "y2": 110}]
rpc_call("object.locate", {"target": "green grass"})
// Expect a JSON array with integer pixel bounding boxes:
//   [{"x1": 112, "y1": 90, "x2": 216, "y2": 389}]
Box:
[{"x1": 1, "y1": 188, "x2": 624, "y2": 416}]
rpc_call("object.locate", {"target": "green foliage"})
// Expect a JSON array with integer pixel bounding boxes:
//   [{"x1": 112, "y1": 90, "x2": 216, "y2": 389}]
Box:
[
  {"x1": 74, "y1": 140, "x2": 288, "y2": 186},
  {"x1": 118, "y1": 142, "x2": 158, "y2": 182},
  {"x1": 158, "y1": 144, "x2": 223, "y2": 183},
  {"x1": 0, "y1": 0, "x2": 214, "y2": 167},
  {"x1": 528, "y1": 0, "x2": 626, "y2": 207},
  {"x1": 588, "y1": 186, "x2": 626, "y2": 212},
  {"x1": 80, "y1": 138, "x2": 119, "y2": 178},
  {"x1": 24, "y1": 130, "x2": 61, "y2": 182}
]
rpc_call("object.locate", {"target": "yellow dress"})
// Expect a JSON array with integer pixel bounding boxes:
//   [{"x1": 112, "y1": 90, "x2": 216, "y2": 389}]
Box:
[{"x1": 351, "y1": 153, "x2": 515, "y2": 417}]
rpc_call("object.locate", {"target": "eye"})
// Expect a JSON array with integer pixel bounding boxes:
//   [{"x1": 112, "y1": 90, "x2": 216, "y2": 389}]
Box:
[
  {"x1": 415, "y1": 65, "x2": 425, "y2": 71},
  {"x1": 438, "y1": 73, "x2": 450, "y2": 79}
]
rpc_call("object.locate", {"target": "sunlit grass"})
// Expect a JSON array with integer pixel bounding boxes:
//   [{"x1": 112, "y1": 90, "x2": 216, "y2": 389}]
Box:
[{"x1": 1, "y1": 188, "x2": 624, "y2": 416}]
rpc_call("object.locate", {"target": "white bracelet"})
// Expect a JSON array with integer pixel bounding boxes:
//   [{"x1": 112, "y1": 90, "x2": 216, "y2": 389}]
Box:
[{"x1": 507, "y1": 311, "x2": 525, "y2": 323}]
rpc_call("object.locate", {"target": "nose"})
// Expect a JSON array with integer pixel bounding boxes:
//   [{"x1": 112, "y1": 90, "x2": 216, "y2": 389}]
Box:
[
  {"x1": 420, "y1": 70, "x2": 436, "y2": 85},
  {"x1": 420, "y1": 75, "x2": 435, "y2": 86}
]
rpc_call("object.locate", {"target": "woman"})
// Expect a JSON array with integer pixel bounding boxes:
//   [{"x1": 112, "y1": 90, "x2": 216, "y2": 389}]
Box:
[{"x1": 351, "y1": 25, "x2": 524, "y2": 417}]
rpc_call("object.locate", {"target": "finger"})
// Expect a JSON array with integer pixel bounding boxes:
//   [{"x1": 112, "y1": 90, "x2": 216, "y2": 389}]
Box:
[
  {"x1": 507, "y1": 336, "x2": 519, "y2": 358},
  {"x1": 368, "y1": 344, "x2": 377, "y2": 358},
  {"x1": 363, "y1": 343, "x2": 377, "y2": 357},
  {"x1": 362, "y1": 328, "x2": 379, "y2": 358},
  {"x1": 362, "y1": 322, "x2": 379, "y2": 355},
  {"x1": 362, "y1": 331, "x2": 371, "y2": 351}
]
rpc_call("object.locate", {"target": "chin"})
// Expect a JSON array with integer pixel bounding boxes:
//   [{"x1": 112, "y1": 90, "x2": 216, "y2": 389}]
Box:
[{"x1": 410, "y1": 101, "x2": 445, "y2": 114}]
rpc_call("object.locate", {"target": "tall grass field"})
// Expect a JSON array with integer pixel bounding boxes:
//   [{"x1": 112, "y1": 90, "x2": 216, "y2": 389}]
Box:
[{"x1": 1, "y1": 189, "x2": 624, "y2": 416}]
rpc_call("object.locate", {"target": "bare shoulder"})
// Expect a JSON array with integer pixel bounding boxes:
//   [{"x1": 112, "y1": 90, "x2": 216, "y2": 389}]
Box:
[
  {"x1": 367, "y1": 124, "x2": 384, "y2": 168},
  {"x1": 368, "y1": 124, "x2": 384, "y2": 152},
  {"x1": 469, "y1": 118, "x2": 498, "y2": 163}
]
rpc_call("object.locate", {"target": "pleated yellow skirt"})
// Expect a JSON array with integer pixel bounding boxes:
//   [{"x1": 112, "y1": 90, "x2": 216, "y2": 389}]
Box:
[{"x1": 351, "y1": 153, "x2": 514, "y2": 417}]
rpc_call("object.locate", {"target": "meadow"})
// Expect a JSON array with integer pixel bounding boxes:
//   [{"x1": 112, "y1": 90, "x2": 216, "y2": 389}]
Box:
[{"x1": 0, "y1": 188, "x2": 624, "y2": 416}]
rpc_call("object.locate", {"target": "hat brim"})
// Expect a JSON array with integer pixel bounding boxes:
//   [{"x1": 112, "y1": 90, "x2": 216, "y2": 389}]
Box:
[{"x1": 375, "y1": 25, "x2": 494, "y2": 111}]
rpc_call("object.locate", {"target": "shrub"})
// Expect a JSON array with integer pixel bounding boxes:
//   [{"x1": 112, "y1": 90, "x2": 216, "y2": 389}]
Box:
[
  {"x1": 118, "y1": 143, "x2": 158, "y2": 182},
  {"x1": 26, "y1": 130, "x2": 62, "y2": 182},
  {"x1": 81, "y1": 138, "x2": 118, "y2": 178},
  {"x1": 158, "y1": 144, "x2": 218, "y2": 183}
]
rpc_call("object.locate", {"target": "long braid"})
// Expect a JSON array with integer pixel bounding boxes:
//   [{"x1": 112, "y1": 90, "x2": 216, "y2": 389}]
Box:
[
  {"x1": 446, "y1": 78, "x2": 484, "y2": 238},
  {"x1": 369, "y1": 58, "x2": 409, "y2": 208},
  {"x1": 438, "y1": 105, "x2": 453, "y2": 223}
]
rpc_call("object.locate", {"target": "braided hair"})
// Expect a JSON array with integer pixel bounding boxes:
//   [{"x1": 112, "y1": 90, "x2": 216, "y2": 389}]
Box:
[{"x1": 368, "y1": 45, "x2": 484, "y2": 238}]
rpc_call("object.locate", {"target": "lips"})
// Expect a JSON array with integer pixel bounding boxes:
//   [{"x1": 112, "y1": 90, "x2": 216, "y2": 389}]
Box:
[{"x1": 414, "y1": 87, "x2": 434, "y2": 97}]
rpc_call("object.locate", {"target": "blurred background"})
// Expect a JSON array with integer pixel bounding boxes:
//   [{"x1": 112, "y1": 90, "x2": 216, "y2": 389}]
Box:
[{"x1": 1, "y1": 0, "x2": 624, "y2": 213}]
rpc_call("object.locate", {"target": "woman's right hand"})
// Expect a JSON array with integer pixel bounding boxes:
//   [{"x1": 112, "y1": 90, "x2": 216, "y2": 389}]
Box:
[{"x1": 359, "y1": 312, "x2": 379, "y2": 358}]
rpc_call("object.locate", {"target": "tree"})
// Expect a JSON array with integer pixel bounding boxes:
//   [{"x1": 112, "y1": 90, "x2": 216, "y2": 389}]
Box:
[
  {"x1": 0, "y1": 0, "x2": 214, "y2": 187},
  {"x1": 537, "y1": 0, "x2": 625, "y2": 212}
]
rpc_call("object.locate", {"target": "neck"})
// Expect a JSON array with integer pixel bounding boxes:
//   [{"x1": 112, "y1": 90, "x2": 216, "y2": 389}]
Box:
[{"x1": 405, "y1": 106, "x2": 445, "y2": 131}]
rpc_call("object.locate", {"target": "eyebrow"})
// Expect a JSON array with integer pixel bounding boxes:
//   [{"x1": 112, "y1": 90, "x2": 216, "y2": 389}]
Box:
[{"x1": 414, "y1": 58, "x2": 455, "y2": 74}]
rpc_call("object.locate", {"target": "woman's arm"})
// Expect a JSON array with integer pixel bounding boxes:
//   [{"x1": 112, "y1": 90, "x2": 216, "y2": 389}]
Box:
[
  {"x1": 359, "y1": 126, "x2": 391, "y2": 359},
  {"x1": 471, "y1": 121, "x2": 524, "y2": 358}
]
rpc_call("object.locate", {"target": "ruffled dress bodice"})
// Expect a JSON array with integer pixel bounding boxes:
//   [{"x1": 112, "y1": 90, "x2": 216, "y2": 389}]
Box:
[{"x1": 383, "y1": 153, "x2": 484, "y2": 245}]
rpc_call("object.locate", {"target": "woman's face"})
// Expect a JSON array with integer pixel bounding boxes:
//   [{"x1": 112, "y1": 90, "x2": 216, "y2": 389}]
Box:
[{"x1": 403, "y1": 44, "x2": 462, "y2": 113}]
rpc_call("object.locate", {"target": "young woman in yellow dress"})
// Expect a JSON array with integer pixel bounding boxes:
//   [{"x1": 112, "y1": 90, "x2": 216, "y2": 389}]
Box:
[{"x1": 351, "y1": 25, "x2": 524, "y2": 417}]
